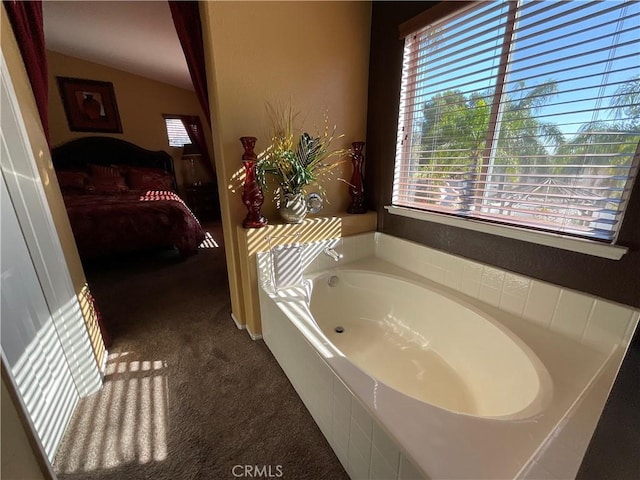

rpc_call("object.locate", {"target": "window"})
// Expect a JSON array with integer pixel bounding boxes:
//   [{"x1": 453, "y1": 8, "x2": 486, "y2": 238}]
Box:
[
  {"x1": 393, "y1": 1, "x2": 639, "y2": 243},
  {"x1": 163, "y1": 116, "x2": 192, "y2": 147}
]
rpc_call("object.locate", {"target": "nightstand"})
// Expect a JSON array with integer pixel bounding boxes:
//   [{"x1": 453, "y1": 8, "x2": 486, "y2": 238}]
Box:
[{"x1": 184, "y1": 183, "x2": 220, "y2": 221}]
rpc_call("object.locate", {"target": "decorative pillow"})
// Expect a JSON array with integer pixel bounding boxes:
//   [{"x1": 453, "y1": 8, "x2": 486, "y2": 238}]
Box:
[
  {"x1": 126, "y1": 167, "x2": 174, "y2": 191},
  {"x1": 91, "y1": 175, "x2": 128, "y2": 194},
  {"x1": 89, "y1": 164, "x2": 122, "y2": 178}
]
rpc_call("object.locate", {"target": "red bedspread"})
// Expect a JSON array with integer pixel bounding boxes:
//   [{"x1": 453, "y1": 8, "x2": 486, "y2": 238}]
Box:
[{"x1": 63, "y1": 191, "x2": 205, "y2": 259}]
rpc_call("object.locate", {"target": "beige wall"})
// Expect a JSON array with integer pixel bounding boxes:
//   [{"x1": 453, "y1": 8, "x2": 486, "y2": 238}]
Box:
[
  {"x1": 202, "y1": 1, "x2": 371, "y2": 326},
  {"x1": 1, "y1": 375, "x2": 49, "y2": 480},
  {"x1": 47, "y1": 50, "x2": 214, "y2": 192}
]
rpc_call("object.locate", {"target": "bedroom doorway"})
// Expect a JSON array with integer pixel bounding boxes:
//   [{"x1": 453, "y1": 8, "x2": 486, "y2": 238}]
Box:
[
  {"x1": 38, "y1": 3, "x2": 230, "y2": 475},
  {"x1": 43, "y1": 0, "x2": 221, "y2": 263}
]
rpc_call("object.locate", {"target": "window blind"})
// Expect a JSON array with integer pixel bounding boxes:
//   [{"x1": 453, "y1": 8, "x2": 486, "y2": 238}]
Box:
[
  {"x1": 393, "y1": 0, "x2": 640, "y2": 242},
  {"x1": 163, "y1": 117, "x2": 192, "y2": 147}
]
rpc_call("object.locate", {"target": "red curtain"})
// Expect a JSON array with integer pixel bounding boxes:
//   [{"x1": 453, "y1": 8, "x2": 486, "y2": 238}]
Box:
[
  {"x1": 3, "y1": 0, "x2": 49, "y2": 143},
  {"x1": 168, "y1": 1, "x2": 211, "y2": 124}
]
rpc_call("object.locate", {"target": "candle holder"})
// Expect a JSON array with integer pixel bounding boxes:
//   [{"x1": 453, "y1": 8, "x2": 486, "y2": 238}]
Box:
[
  {"x1": 347, "y1": 141, "x2": 367, "y2": 214},
  {"x1": 240, "y1": 137, "x2": 267, "y2": 228}
]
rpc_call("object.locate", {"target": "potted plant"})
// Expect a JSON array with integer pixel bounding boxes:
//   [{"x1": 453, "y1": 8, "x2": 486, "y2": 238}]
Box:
[{"x1": 257, "y1": 103, "x2": 348, "y2": 223}]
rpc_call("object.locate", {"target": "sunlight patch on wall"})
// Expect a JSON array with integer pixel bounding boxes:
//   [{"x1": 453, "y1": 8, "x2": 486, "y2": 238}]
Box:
[{"x1": 78, "y1": 283, "x2": 106, "y2": 369}]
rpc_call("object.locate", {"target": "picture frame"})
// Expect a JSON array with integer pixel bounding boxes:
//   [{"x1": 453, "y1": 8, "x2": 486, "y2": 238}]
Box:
[{"x1": 56, "y1": 77, "x2": 123, "y2": 133}]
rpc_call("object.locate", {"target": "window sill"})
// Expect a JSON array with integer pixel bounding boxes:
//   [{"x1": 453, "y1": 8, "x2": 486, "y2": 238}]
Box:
[{"x1": 385, "y1": 206, "x2": 628, "y2": 260}]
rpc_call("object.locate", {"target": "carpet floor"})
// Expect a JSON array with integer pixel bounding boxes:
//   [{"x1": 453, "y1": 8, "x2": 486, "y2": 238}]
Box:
[{"x1": 53, "y1": 222, "x2": 349, "y2": 480}]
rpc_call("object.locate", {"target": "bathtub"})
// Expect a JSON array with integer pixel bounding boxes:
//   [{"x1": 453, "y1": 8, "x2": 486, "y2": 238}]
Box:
[
  {"x1": 259, "y1": 255, "x2": 611, "y2": 479},
  {"x1": 309, "y1": 268, "x2": 553, "y2": 421}
]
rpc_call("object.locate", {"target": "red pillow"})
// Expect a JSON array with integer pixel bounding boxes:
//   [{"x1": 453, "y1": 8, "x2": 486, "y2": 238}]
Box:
[
  {"x1": 91, "y1": 175, "x2": 128, "y2": 194},
  {"x1": 87, "y1": 164, "x2": 128, "y2": 194},
  {"x1": 89, "y1": 164, "x2": 122, "y2": 178},
  {"x1": 126, "y1": 167, "x2": 174, "y2": 191}
]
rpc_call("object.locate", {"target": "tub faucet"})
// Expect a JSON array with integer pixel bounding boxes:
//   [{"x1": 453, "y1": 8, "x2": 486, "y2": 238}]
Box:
[{"x1": 323, "y1": 247, "x2": 343, "y2": 262}]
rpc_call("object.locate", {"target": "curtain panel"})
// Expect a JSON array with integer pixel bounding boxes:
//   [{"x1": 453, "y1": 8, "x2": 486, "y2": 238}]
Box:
[
  {"x1": 3, "y1": 0, "x2": 49, "y2": 143},
  {"x1": 168, "y1": 1, "x2": 211, "y2": 124}
]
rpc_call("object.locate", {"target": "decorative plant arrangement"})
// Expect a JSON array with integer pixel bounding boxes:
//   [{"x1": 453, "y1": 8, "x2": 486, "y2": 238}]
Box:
[{"x1": 257, "y1": 103, "x2": 348, "y2": 223}]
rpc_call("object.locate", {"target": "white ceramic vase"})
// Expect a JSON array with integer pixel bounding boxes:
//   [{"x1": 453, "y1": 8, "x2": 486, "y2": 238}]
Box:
[{"x1": 279, "y1": 192, "x2": 307, "y2": 224}]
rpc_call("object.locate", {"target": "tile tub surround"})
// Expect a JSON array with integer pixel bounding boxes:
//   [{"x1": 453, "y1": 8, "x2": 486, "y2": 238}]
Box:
[
  {"x1": 372, "y1": 233, "x2": 638, "y2": 357},
  {"x1": 257, "y1": 233, "x2": 639, "y2": 479}
]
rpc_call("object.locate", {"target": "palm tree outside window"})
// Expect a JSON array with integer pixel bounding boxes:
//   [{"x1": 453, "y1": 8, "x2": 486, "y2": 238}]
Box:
[{"x1": 393, "y1": 0, "x2": 640, "y2": 243}]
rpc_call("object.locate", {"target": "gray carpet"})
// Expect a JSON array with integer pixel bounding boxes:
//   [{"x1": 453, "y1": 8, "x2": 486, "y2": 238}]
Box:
[{"x1": 54, "y1": 223, "x2": 348, "y2": 480}]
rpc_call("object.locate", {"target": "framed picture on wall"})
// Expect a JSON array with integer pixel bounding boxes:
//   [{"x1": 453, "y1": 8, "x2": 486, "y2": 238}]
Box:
[{"x1": 56, "y1": 77, "x2": 123, "y2": 133}]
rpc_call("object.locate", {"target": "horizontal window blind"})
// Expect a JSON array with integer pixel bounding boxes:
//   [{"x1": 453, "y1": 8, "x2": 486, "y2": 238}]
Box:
[
  {"x1": 163, "y1": 117, "x2": 192, "y2": 147},
  {"x1": 394, "y1": 0, "x2": 640, "y2": 242}
]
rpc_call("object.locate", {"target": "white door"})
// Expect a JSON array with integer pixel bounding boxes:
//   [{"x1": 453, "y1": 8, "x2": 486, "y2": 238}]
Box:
[
  {"x1": 1, "y1": 173, "x2": 80, "y2": 461},
  {"x1": 0, "y1": 49, "x2": 102, "y2": 464}
]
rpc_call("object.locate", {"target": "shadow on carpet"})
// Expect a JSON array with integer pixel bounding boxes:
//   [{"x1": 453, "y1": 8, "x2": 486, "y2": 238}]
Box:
[{"x1": 54, "y1": 244, "x2": 348, "y2": 480}]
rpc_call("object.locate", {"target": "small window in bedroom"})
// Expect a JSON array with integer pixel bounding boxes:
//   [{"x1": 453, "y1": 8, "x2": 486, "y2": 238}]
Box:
[
  {"x1": 163, "y1": 116, "x2": 192, "y2": 147},
  {"x1": 393, "y1": 1, "x2": 640, "y2": 244}
]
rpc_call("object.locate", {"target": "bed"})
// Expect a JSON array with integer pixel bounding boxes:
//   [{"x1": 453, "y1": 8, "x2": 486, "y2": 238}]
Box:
[{"x1": 51, "y1": 137, "x2": 206, "y2": 260}]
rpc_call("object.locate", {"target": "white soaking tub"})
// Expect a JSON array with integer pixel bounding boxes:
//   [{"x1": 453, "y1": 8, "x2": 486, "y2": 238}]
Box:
[
  {"x1": 259, "y1": 256, "x2": 611, "y2": 479},
  {"x1": 308, "y1": 269, "x2": 552, "y2": 420}
]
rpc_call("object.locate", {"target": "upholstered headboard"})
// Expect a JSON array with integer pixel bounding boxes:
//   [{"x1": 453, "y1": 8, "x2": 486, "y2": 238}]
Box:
[{"x1": 51, "y1": 136, "x2": 177, "y2": 191}]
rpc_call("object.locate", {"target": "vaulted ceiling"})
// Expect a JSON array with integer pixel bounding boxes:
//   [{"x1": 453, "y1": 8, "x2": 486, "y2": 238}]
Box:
[{"x1": 43, "y1": 1, "x2": 193, "y2": 91}]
